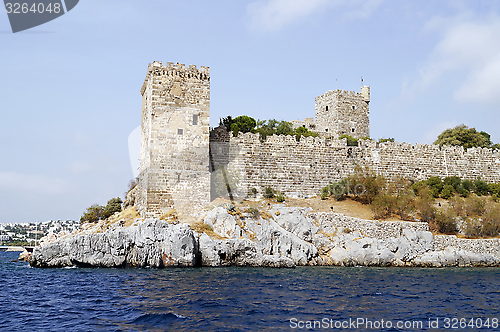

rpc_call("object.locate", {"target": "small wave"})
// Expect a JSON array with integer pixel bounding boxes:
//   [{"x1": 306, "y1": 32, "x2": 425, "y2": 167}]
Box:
[
  {"x1": 130, "y1": 312, "x2": 187, "y2": 327},
  {"x1": 63, "y1": 266, "x2": 77, "y2": 269}
]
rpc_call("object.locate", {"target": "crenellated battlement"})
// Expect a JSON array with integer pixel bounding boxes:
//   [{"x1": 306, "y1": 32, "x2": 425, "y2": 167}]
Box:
[
  {"x1": 211, "y1": 132, "x2": 500, "y2": 199},
  {"x1": 141, "y1": 61, "x2": 210, "y2": 95},
  {"x1": 315, "y1": 89, "x2": 364, "y2": 101}
]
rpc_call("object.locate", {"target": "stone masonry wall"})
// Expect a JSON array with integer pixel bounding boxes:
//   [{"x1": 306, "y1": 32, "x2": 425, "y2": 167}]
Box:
[
  {"x1": 213, "y1": 133, "x2": 500, "y2": 199},
  {"x1": 137, "y1": 61, "x2": 211, "y2": 218}
]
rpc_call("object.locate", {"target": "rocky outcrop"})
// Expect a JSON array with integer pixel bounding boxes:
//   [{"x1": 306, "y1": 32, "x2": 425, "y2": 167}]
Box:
[
  {"x1": 18, "y1": 250, "x2": 31, "y2": 262},
  {"x1": 198, "y1": 233, "x2": 294, "y2": 268},
  {"x1": 30, "y1": 206, "x2": 500, "y2": 268},
  {"x1": 30, "y1": 219, "x2": 198, "y2": 268}
]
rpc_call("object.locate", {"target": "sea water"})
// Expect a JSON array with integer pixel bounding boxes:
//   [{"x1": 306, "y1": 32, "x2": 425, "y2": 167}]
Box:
[{"x1": 1, "y1": 251, "x2": 500, "y2": 331}]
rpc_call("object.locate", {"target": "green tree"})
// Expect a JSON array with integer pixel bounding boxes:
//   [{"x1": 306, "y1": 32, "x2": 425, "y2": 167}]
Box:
[
  {"x1": 425, "y1": 176, "x2": 444, "y2": 198},
  {"x1": 219, "y1": 115, "x2": 234, "y2": 130},
  {"x1": 80, "y1": 197, "x2": 123, "y2": 223},
  {"x1": 294, "y1": 126, "x2": 319, "y2": 140},
  {"x1": 474, "y1": 179, "x2": 490, "y2": 196},
  {"x1": 435, "y1": 125, "x2": 493, "y2": 149},
  {"x1": 276, "y1": 121, "x2": 293, "y2": 136},
  {"x1": 440, "y1": 185, "x2": 455, "y2": 199},
  {"x1": 219, "y1": 115, "x2": 257, "y2": 137},
  {"x1": 80, "y1": 204, "x2": 106, "y2": 223},
  {"x1": 104, "y1": 197, "x2": 123, "y2": 218}
]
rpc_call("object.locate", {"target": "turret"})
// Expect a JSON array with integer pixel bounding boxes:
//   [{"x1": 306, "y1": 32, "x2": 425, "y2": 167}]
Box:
[
  {"x1": 361, "y1": 86, "x2": 370, "y2": 103},
  {"x1": 136, "y1": 61, "x2": 210, "y2": 219}
]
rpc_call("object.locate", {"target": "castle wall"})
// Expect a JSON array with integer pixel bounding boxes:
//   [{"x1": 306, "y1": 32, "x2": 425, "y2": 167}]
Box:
[
  {"x1": 214, "y1": 133, "x2": 500, "y2": 198},
  {"x1": 137, "y1": 61, "x2": 210, "y2": 218},
  {"x1": 315, "y1": 89, "x2": 370, "y2": 139}
]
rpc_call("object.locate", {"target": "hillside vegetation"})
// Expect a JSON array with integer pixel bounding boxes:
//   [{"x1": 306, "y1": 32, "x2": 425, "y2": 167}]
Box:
[{"x1": 320, "y1": 167, "x2": 500, "y2": 238}]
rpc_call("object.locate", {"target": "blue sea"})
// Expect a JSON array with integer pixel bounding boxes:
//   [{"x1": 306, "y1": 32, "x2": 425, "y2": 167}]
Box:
[{"x1": 1, "y1": 251, "x2": 500, "y2": 331}]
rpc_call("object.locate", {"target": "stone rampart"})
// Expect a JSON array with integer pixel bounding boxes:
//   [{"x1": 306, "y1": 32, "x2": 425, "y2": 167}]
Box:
[
  {"x1": 433, "y1": 235, "x2": 500, "y2": 257},
  {"x1": 211, "y1": 133, "x2": 500, "y2": 198},
  {"x1": 310, "y1": 213, "x2": 429, "y2": 238}
]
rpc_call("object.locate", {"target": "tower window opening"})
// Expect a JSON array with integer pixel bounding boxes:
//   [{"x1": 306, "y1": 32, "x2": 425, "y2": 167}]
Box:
[
  {"x1": 177, "y1": 174, "x2": 180, "y2": 182},
  {"x1": 326, "y1": 106, "x2": 329, "y2": 111},
  {"x1": 352, "y1": 105, "x2": 356, "y2": 110},
  {"x1": 178, "y1": 128, "x2": 183, "y2": 135},
  {"x1": 352, "y1": 128, "x2": 355, "y2": 133},
  {"x1": 193, "y1": 114, "x2": 198, "y2": 125},
  {"x1": 325, "y1": 128, "x2": 328, "y2": 132}
]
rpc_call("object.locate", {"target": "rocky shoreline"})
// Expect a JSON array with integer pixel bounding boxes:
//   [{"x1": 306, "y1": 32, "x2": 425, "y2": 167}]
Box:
[{"x1": 30, "y1": 206, "x2": 500, "y2": 268}]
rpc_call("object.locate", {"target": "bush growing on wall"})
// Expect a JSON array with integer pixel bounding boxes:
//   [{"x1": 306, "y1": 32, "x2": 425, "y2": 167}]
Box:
[
  {"x1": 263, "y1": 187, "x2": 275, "y2": 199},
  {"x1": 391, "y1": 178, "x2": 416, "y2": 220},
  {"x1": 338, "y1": 135, "x2": 371, "y2": 147},
  {"x1": 338, "y1": 134, "x2": 360, "y2": 146},
  {"x1": 431, "y1": 210, "x2": 458, "y2": 235},
  {"x1": 346, "y1": 167, "x2": 384, "y2": 204},
  {"x1": 321, "y1": 182, "x2": 347, "y2": 201},
  {"x1": 414, "y1": 188, "x2": 436, "y2": 222},
  {"x1": 474, "y1": 179, "x2": 490, "y2": 196},
  {"x1": 461, "y1": 180, "x2": 474, "y2": 196},
  {"x1": 443, "y1": 176, "x2": 461, "y2": 191},
  {"x1": 482, "y1": 205, "x2": 500, "y2": 237},
  {"x1": 378, "y1": 137, "x2": 395, "y2": 143},
  {"x1": 440, "y1": 185, "x2": 455, "y2": 199},
  {"x1": 248, "y1": 187, "x2": 258, "y2": 198},
  {"x1": 464, "y1": 194, "x2": 486, "y2": 216},
  {"x1": 370, "y1": 193, "x2": 397, "y2": 219},
  {"x1": 426, "y1": 177, "x2": 444, "y2": 198},
  {"x1": 319, "y1": 171, "x2": 500, "y2": 237}
]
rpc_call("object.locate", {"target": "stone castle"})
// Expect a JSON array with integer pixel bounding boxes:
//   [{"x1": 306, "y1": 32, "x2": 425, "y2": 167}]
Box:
[{"x1": 136, "y1": 61, "x2": 500, "y2": 218}]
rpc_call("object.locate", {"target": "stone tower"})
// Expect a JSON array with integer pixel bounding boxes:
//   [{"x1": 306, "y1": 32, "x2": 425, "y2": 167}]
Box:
[
  {"x1": 136, "y1": 61, "x2": 210, "y2": 218},
  {"x1": 315, "y1": 86, "x2": 370, "y2": 139}
]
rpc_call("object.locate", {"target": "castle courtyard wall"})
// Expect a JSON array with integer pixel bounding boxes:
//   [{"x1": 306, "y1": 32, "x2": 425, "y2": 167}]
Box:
[{"x1": 215, "y1": 133, "x2": 500, "y2": 198}]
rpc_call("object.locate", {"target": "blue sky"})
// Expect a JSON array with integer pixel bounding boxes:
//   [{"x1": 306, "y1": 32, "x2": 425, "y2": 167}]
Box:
[{"x1": 1, "y1": 0, "x2": 499, "y2": 223}]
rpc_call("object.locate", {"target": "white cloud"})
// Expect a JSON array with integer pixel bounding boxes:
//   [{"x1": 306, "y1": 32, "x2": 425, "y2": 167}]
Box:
[
  {"x1": 246, "y1": 0, "x2": 385, "y2": 32},
  {"x1": 415, "y1": 14, "x2": 500, "y2": 103},
  {"x1": 0, "y1": 172, "x2": 71, "y2": 196},
  {"x1": 68, "y1": 161, "x2": 92, "y2": 175},
  {"x1": 454, "y1": 55, "x2": 500, "y2": 102}
]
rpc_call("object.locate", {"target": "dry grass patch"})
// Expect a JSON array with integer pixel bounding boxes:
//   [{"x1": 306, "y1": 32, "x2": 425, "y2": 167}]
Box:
[
  {"x1": 190, "y1": 221, "x2": 225, "y2": 240},
  {"x1": 159, "y1": 209, "x2": 178, "y2": 223},
  {"x1": 105, "y1": 207, "x2": 140, "y2": 229}
]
